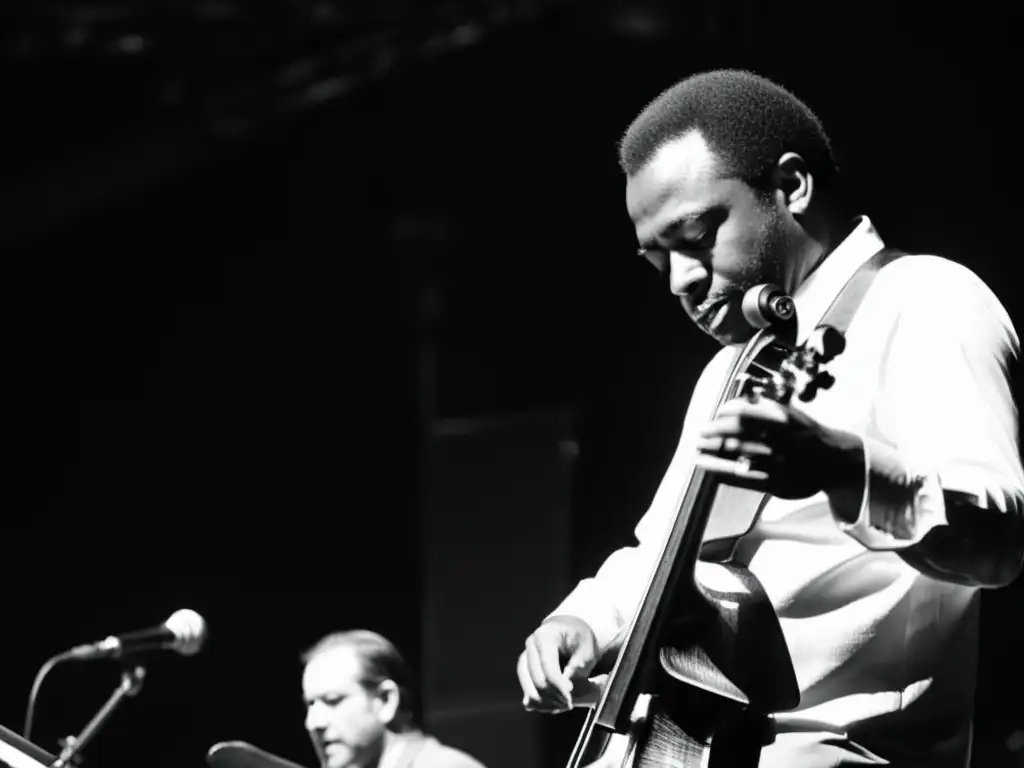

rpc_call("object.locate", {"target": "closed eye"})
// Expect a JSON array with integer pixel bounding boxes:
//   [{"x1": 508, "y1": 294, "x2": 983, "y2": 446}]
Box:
[
  {"x1": 636, "y1": 229, "x2": 716, "y2": 272},
  {"x1": 306, "y1": 694, "x2": 346, "y2": 708},
  {"x1": 690, "y1": 229, "x2": 717, "y2": 248}
]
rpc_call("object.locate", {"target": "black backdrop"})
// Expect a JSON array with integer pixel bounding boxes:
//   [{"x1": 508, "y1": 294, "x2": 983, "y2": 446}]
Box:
[{"x1": 3, "y1": 7, "x2": 1022, "y2": 768}]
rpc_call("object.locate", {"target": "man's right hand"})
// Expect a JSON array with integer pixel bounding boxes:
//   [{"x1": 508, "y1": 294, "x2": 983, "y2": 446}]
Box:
[{"x1": 517, "y1": 615, "x2": 598, "y2": 713}]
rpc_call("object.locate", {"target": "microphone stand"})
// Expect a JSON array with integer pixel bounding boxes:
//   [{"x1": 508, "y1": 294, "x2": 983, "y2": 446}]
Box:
[{"x1": 51, "y1": 663, "x2": 146, "y2": 768}]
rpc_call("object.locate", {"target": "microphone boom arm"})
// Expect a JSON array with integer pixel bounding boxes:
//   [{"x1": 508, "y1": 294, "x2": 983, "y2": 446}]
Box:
[{"x1": 51, "y1": 664, "x2": 146, "y2": 768}]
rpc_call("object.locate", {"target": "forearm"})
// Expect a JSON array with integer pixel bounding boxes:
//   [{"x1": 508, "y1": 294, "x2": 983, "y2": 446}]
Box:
[
  {"x1": 827, "y1": 432, "x2": 1024, "y2": 588},
  {"x1": 548, "y1": 544, "x2": 655, "y2": 652},
  {"x1": 895, "y1": 494, "x2": 1024, "y2": 587},
  {"x1": 550, "y1": 414, "x2": 708, "y2": 652}
]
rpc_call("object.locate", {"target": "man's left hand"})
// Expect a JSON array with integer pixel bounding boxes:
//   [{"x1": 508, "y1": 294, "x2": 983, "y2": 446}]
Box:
[{"x1": 695, "y1": 395, "x2": 863, "y2": 500}]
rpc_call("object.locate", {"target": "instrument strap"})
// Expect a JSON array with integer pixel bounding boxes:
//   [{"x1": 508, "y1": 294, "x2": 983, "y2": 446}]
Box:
[
  {"x1": 816, "y1": 245, "x2": 906, "y2": 336},
  {"x1": 707, "y1": 244, "x2": 907, "y2": 761}
]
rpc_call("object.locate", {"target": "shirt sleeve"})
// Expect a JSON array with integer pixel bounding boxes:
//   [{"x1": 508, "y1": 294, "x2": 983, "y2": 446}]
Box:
[
  {"x1": 830, "y1": 261, "x2": 1024, "y2": 577},
  {"x1": 546, "y1": 348, "x2": 735, "y2": 651}
]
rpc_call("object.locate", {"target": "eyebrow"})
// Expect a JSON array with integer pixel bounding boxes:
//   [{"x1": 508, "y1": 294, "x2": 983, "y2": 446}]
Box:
[{"x1": 637, "y1": 206, "x2": 716, "y2": 251}]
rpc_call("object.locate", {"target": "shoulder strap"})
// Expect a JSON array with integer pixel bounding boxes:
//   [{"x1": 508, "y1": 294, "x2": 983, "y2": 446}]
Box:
[{"x1": 816, "y1": 246, "x2": 906, "y2": 335}]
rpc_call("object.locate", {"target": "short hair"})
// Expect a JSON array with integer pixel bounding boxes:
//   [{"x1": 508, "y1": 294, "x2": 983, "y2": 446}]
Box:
[
  {"x1": 302, "y1": 629, "x2": 416, "y2": 730},
  {"x1": 618, "y1": 69, "x2": 839, "y2": 200}
]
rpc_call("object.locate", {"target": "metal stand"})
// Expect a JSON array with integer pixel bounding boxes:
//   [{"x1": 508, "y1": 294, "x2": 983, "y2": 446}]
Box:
[{"x1": 51, "y1": 665, "x2": 146, "y2": 768}]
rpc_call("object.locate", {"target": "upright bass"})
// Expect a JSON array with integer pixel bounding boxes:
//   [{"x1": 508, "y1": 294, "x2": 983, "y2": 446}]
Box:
[{"x1": 565, "y1": 282, "x2": 847, "y2": 768}]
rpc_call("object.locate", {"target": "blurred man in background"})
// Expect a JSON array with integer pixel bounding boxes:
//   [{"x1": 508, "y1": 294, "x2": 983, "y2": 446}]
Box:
[{"x1": 303, "y1": 630, "x2": 487, "y2": 768}]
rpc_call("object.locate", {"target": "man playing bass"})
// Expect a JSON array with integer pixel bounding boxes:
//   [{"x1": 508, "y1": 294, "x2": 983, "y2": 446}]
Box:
[{"x1": 516, "y1": 70, "x2": 1023, "y2": 768}]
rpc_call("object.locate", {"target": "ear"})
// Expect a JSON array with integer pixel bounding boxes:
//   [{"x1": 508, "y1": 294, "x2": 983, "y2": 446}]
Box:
[
  {"x1": 375, "y1": 679, "x2": 400, "y2": 726},
  {"x1": 773, "y1": 152, "x2": 813, "y2": 215}
]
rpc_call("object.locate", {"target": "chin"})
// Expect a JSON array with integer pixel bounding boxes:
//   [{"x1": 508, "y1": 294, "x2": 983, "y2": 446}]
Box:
[
  {"x1": 707, "y1": 324, "x2": 756, "y2": 347},
  {"x1": 322, "y1": 747, "x2": 355, "y2": 768}
]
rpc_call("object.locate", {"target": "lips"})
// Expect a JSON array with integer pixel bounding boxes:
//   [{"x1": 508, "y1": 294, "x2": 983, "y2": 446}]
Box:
[{"x1": 696, "y1": 299, "x2": 726, "y2": 328}]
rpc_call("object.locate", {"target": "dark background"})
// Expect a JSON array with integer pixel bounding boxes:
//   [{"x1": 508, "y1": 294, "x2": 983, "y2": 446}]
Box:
[{"x1": 2, "y1": 2, "x2": 1022, "y2": 767}]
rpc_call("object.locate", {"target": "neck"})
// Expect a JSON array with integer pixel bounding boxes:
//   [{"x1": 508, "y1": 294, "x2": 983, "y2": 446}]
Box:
[
  {"x1": 791, "y1": 204, "x2": 855, "y2": 291},
  {"x1": 357, "y1": 734, "x2": 389, "y2": 768},
  {"x1": 372, "y1": 729, "x2": 419, "y2": 768}
]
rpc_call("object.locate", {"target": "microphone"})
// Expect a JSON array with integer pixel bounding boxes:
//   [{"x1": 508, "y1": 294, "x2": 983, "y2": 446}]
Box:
[{"x1": 67, "y1": 609, "x2": 208, "y2": 660}]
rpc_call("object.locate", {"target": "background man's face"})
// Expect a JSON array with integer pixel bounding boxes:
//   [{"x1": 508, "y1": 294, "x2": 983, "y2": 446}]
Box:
[{"x1": 303, "y1": 647, "x2": 387, "y2": 768}]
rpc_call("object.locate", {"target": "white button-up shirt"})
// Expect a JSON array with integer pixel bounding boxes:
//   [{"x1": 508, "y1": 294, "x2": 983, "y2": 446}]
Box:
[{"x1": 552, "y1": 217, "x2": 1024, "y2": 767}]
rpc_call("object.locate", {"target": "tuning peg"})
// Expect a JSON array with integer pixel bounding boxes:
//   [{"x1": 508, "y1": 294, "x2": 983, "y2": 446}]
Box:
[
  {"x1": 741, "y1": 284, "x2": 796, "y2": 330},
  {"x1": 735, "y1": 373, "x2": 772, "y2": 401},
  {"x1": 805, "y1": 325, "x2": 846, "y2": 362},
  {"x1": 797, "y1": 371, "x2": 836, "y2": 401}
]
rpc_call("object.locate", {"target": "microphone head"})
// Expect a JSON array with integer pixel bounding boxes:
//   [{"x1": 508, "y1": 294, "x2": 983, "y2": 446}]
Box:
[{"x1": 164, "y1": 609, "x2": 208, "y2": 656}]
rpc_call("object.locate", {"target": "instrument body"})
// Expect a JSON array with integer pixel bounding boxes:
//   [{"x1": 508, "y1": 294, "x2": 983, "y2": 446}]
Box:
[{"x1": 566, "y1": 285, "x2": 846, "y2": 768}]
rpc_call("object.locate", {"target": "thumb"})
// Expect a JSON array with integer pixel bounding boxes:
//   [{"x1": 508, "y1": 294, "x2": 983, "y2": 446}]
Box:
[{"x1": 562, "y1": 645, "x2": 594, "y2": 680}]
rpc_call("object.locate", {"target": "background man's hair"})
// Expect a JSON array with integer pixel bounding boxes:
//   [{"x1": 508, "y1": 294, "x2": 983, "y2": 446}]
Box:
[
  {"x1": 618, "y1": 69, "x2": 839, "y2": 200},
  {"x1": 302, "y1": 629, "x2": 417, "y2": 731}
]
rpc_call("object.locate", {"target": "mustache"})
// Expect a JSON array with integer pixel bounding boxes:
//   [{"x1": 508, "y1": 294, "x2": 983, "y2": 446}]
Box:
[{"x1": 694, "y1": 273, "x2": 767, "y2": 320}]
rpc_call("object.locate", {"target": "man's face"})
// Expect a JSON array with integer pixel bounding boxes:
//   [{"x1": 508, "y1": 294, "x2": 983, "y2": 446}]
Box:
[
  {"x1": 626, "y1": 131, "x2": 801, "y2": 346},
  {"x1": 302, "y1": 647, "x2": 388, "y2": 768}
]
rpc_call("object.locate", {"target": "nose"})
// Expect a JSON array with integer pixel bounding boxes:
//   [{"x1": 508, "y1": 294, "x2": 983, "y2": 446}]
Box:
[
  {"x1": 306, "y1": 701, "x2": 328, "y2": 732},
  {"x1": 666, "y1": 251, "x2": 709, "y2": 299}
]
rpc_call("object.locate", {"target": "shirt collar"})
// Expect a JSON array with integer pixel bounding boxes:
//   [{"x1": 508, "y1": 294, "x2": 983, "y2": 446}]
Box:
[
  {"x1": 792, "y1": 215, "x2": 885, "y2": 339},
  {"x1": 379, "y1": 730, "x2": 429, "y2": 768}
]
